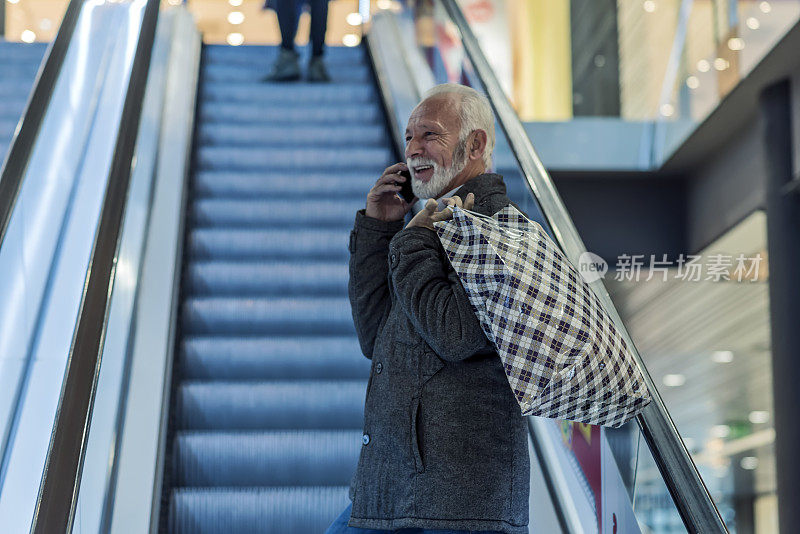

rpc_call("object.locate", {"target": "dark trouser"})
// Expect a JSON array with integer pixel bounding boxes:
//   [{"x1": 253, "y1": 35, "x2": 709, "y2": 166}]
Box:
[
  {"x1": 275, "y1": 0, "x2": 328, "y2": 57},
  {"x1": 324, "y1": 502, "x2": 504, "y2": 534}
]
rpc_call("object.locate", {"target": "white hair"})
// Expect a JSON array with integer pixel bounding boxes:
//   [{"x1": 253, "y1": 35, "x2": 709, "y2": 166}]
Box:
[{"x1": 421, "y1": 83, "x2": 495, "y2": 169}]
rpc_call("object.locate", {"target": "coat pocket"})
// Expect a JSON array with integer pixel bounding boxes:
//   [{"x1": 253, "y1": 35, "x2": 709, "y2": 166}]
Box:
[{"x1": 409, "y1": 395, "x2": 424, "y2": 473}]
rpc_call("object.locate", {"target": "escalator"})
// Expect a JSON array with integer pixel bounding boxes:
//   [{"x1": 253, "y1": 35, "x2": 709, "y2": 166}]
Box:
[
  {"x1": 164, "y1": 44, "x2": 394, "y2": 533},
  {"x1": 0, "y1": 42, "x2": 46, "y2": 157},
  {"x1": 0, "y1": 2, "x2": 732, "y2": 533}
]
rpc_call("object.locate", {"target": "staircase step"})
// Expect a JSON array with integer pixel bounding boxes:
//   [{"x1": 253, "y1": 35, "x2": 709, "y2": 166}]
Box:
[
  {"x1": 201, "y1": 81, "x2": 376, "y2": 105},
  {"x1": 201, "y1": 63, "x2": 370, "y2": 83},
  {"x1": 169, "y1": 486, "x2": 349, "y2": 534},
  {"x1": 196, "y1": 123, "x2": 386, "y2": 148},
  {"x1": 172, "y1": 430, "x2": 362, "y2": 486},
  {"x1": 192, "y1": 171, "x2": 374, "y2": 199},
  {"x1": 179, "y1": 336, "x2": 369, "y2": 380},
  {"x1": 177, "y1": 380, "x2": 367, "y2": 430},
  {"x1": 188, "y1": 228, "x2": 350, "y2": 260},
  {"x1": 185, "y1": 261, "x2": 349, "y2": 296},
  {"x1": 182, "y1": 296, "x2": 355, "y2": 335},
  {"x1": 198, "y1": 102, "x2": 383, "y2": 125},
  {"x1": 190, "y1": 198, "x2": 364, "y2": 228}
]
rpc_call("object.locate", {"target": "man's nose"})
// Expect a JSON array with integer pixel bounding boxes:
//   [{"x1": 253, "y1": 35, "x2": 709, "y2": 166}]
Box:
[{"x1": 405, "y1": 137, "x2": 422, "y2": 159}]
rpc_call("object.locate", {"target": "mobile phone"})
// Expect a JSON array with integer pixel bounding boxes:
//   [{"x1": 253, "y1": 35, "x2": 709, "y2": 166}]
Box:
[{"x1": 397, "y1": 169, "x2": 416, "y2": 204}]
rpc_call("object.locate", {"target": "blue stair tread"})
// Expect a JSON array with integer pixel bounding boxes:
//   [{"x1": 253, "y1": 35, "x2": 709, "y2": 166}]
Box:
[
  {"x1": 201, "y1": 82, "x2": 376, "y2": 105},
  {"x1": 190, "y1": 198, "x2": 364, "y2": 228},
  {"x1": 173, "y1": 429, "x2": 362, "y2": 486},
  {"x1": 177, "y1": 380, "x2": 367, "y2": 430},
  {"x1": 188, "y1": 227, "x2": 350, "y2": 260},
  {"x1": 185, "y1": 261, "x2": 348, "y2": 296},
  {"x1": 198, "y1": 102, "x2": 383, "y2": 125},
  {"x1": 202, "y1": 63, "x2": 370, "y2": 83},
  {"x1": 179, "y1": 336, "x2": 370, "y2": 380},
  {"x1": 197, "y1": 123, "x2": 386, "y2": 148},
  {"x1": 182, "y1": 296, "x2": 355, "y2": 335},
  {"x1": 169, "y1": 486, "x2": 349, "y2": 534},
  {"x1": 192, "y1": 170, "x2": 374, "y2": 199}
]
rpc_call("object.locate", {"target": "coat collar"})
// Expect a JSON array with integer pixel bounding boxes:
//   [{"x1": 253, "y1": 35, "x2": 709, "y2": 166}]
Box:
[{"x1": 451, "y1": 173, "x2": 506, "y2": 205}]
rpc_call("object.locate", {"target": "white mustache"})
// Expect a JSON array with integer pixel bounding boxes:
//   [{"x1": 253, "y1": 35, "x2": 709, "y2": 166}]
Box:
[{"x1": 406, "y1": 158, "x2": 438, "y2": 178}]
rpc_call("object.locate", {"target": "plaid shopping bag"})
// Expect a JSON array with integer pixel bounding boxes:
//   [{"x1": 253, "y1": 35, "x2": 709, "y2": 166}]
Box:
[{"x1": 433, "y1": 204, "x2": 651, "y2": 427}]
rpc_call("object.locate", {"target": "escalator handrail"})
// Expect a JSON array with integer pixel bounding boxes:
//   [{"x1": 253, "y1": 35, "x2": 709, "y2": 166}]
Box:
[
  {"x1": 0, "y1": 0, "x2": 84, "y2": 252},
  {"x1": 438, "y1": 1, "x2": 727, "y2": 531},
  {"x1": 28, "y1": 0, "x2": 161, "y2": 531}
]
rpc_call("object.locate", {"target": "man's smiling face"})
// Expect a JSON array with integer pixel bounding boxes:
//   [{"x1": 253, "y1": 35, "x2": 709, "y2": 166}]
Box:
[{"x1": 404, "y1": 95, "x2": 467, "y2": 199}]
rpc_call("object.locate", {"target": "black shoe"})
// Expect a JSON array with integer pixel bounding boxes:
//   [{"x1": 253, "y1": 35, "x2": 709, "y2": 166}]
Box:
[
  {"x1": 263, "y1": 48, "x2": 300, "y2": 82},
  {"x1": 307, "y1": 55, "x2": 331, "y2": 83}
]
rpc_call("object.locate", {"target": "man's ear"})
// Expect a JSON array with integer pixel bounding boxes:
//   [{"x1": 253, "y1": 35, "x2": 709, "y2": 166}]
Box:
[{"x1": 468, "y1": 129, "x2": 488, "y2": 161}]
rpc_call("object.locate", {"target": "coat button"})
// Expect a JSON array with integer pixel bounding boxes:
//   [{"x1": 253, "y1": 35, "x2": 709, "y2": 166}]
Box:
[
  {"x1": 375, "y1": 362, "x2": 383, "y2": 374},
  {"x1": 390, "y1": 253, "x2": 397, "y2": 265},
  {"x1": 362, "y1": 433, "x2": 370, "y2": 445}
]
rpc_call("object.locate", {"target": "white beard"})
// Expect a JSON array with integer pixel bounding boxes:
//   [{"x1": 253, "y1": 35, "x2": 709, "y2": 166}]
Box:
[{"x1": 407, "y1": 144, "x2": 468, "y2": 200}]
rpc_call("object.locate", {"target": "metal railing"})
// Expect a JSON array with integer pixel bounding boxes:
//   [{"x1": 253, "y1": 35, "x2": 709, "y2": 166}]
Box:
[
  {"x1": 438, "y1": 0, "x2": 727, "y2": 531},
  {"x1": 28, "y1": 0, "x2": 161, "y2": 530},
  {"x1": 0, "y1": 0, "x2": 83, "y2": 252}
]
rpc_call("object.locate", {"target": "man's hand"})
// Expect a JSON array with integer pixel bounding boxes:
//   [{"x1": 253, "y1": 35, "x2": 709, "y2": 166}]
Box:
[
  {"x1": 406, "y1": 192, "x2": 475, "y2": 231},
  {"x1": 365, "y1": 163, "x2": 418, "y2": 222}
]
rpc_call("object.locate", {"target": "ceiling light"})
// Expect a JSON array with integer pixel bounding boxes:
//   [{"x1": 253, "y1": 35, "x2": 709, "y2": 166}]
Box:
[
  {"x1": 686, "y1": 76, "x2": 700, "y2": 89},
  {"x1": 643, "y1": 1, "x2": 656, "y2": 12},
  {"x1": 710, "y1": 424, "x2": 731, "y2": 439},
  {"x1": 759, "y1": 2, "x2": 771, "y2": 14},
  {"x1": 662, "y1": 373, "x2": 684, "y2": 386},
  {"x1": 697, "y1": 59, "x2": 711, "y2": 72},
  {"x1": 229, "y1": 0, "x2": 243, "y2": 5},
  {"x1": 740, "y1": 456, "x2": 759, "y2": 470},
  {"x1": 728, "y1": 37, "x2": 745, "y2": 51},
  {"x1": 7, "y1": 0, "x2": 20, "y2": 4},
  {"x1": 20, "y1": 30, "x2": 36, "y2": 43},
  {"x1": 343, "y1": 34, "x2": 360, "y2": 47},
  {"x1": 746, "y1": 17, "x2": 760, "y2": 30},
  {"x1": 711, "y1": 350, "x2": 734, "y2": 363},
  {"x1": 346, "y1": 12, "x2": 363, "y2": 25},
  {"x1": 168, "y1": 0, "x2": 181, "y2": 5},
  {"x1": 377, "y1": 0, "x2": 392, "y2": 9},
  {"x1": 228, "y1": 11, "x2": 245, "y2": 24},
  {"x1": 713, "y1": 57, "x2": 730, "y2": 71},
  {"x1": 39, "y1": 18, "x2": 52, "y2": 30},
  {"x1": 749, "y1": 411, "x2": 770, "y2": 424},
  {"x1": 227, "y1": 33, "x2": 244, "y2": 46}
]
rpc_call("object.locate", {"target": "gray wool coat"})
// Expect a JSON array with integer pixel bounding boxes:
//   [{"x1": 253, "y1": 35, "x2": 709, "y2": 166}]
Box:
[{"x1": 346, "y1": 173, "x2": 530, "y2": 534}]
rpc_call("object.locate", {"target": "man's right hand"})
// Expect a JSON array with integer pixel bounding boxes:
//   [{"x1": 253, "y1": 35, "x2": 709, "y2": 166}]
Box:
[{"x1": 365, "y1": 163, "x2": 417, "y2": 222}]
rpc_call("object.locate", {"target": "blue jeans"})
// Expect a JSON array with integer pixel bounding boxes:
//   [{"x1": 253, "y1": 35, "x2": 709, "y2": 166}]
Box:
[{"x1": 324, "y1": 502, "x2": 503, "y2": 534}]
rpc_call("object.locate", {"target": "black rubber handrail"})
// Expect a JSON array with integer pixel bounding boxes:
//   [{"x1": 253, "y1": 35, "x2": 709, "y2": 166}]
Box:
[
  {"x1": 0, "y1": 0, "x2": 84, "y2": 252},
  {"x1": 438, "y1": 1, "x2": 727, "y2": 532},
  {"x1": 29, "y1": 0, "x2": 161, "y2": 531}
]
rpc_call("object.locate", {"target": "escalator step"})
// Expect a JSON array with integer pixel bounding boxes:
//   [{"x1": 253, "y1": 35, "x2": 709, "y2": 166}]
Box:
[
  {"x1": 201, "y1": 82, "x2": 376, "y2": 105},
  {"x1": 198, "y1": 102, "x2": 383, "y2": 125},
  {"x1": 197, "y1": 123, "x2": 386, "y2": 147},
  {"x1": 201, "y1": 63, "x2": 370, "y2": 83},
  {"x1": 190, "y1": 198, "x2": 363, "y2": 228},
  {"x1": 192, "y1": 171, "x2": 373, "y2": 199},
  {"x1": 169, "y1": 486, "x2": 349, "y2": 534},
  {"x1": 172, "y1": 430, "x2": 361, "y2": 486},
  {"x1": 179, "y1": 336, "x2": 369, "y2": 380},
  {"x1": 177, "y1": 380, "x2": 367, "y2": 430},
  {"x1": 188, "y1": 228, "x2": 350, "y2": 260},
  {"x1": 185, "y1": 261, "x2": 348, "y2": 296},
  {"x1": 182, "y1": 296, "x2": 355, "y2": 335}
]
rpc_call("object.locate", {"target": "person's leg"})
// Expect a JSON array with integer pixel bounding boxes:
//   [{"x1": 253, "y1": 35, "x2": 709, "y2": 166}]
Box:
[
  {"x1": 264, "y1": 0, "x2": 301, "y2": 81},
  {"x1": 275, "y1": 0, "x2": 299, "y2": 51},
  {"x1": 308, "y1": 0, "x2": 329, "y2": 57}
]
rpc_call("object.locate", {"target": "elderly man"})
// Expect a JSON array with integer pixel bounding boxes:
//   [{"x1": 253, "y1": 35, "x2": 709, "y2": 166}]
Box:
[{"x1": 328, "y1": 83, "x2": 530, "y2": 534}]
